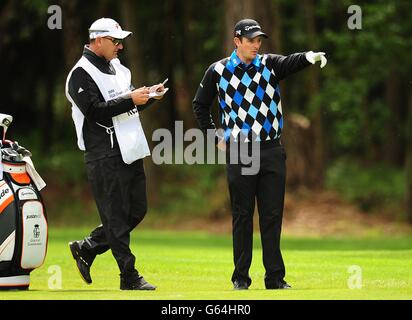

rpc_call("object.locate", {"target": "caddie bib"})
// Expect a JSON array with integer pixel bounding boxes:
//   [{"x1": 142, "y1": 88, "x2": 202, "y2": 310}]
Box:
[{"x1": 65, "y1": 55, "x2": 150, "y2": 164}]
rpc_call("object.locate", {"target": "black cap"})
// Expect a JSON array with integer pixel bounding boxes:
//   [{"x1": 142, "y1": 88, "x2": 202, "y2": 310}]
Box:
[{"x1": 234, "y1": 19, "x2": 268, "y2": 39}]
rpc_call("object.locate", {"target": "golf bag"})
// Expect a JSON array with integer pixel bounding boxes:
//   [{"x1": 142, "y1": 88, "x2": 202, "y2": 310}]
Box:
[{"x1": 0, "y1": 114, "x2": 47, "y2": 290}]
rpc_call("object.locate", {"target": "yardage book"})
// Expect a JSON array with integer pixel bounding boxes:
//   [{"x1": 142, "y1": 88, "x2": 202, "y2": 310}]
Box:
[{"x1": 149, "y1": 87, "x2": 169, "y2": 98}]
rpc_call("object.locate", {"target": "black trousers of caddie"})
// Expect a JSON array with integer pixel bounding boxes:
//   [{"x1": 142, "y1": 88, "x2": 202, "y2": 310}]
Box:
[
  {"x1": 226, "y1": 139, "x2": 286, "y2": 286},
  {"x1": 79, "y1": 155, "x2": 147, "y2": 278}
]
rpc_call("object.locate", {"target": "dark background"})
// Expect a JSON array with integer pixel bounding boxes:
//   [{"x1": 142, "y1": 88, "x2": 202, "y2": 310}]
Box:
[{"x1": 1, "y1": 0, "x2": 411, "y2": 228}]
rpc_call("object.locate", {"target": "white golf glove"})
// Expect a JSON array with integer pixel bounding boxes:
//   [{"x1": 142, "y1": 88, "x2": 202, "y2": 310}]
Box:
[{"x1": 305, "y1": 51, "x2": 327, "y2": 68}]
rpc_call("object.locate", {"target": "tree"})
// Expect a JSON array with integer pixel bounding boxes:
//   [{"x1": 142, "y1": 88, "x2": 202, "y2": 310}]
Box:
[
  {"x1": 121, "y1": 0, "x2": 161, "y2": 204},
  {"x1": 303, "y1": 0, "x2": 325, "y2": 187},
  {"x1": 223, "y1": 0, "x2": 255, "y2": 54},
  {"x1": 406, "y1": 90, "x2": 412, "y2": 223}
]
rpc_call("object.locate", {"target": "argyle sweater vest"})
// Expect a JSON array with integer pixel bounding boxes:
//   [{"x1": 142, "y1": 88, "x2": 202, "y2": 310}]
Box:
[{"x1": 213, "y1": 53, "x2": 282, "y2": 142}]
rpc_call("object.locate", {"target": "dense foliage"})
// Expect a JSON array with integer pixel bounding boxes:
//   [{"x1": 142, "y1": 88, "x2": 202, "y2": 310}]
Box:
[{"x1": 1, "y1": 0, "x2": 410, "y2": 222}]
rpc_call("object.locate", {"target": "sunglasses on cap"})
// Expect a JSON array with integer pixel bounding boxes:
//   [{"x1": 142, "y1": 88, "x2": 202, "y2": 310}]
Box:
[{"x1": 104, "y1": 37, "x2": 123, "y2": 46}]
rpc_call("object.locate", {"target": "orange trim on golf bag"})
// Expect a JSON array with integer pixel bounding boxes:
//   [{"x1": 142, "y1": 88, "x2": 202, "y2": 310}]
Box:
[
  {"x1": 0, "y1": 283, "x2": 29, "y2": 287},
  {"x1": 0, "y1": 195, "x2": 14, "y2": 214},
  {"x1": 0, "y1": 181, "x2": 14, "y2": 214},
  {"x1": 2, "y1": 162, "x2": 31, "y2": 184},
  {"x1": 10, "y1": 173, "x2": 31, "y2": 184}
]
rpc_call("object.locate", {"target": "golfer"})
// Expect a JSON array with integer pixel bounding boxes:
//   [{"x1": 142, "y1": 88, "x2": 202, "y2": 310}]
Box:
[
  {"x1": 65, "y1": 18, "x2": 165, "y2": 290},
  {"x1": 193, "y1": 19, "x2": 327, "y2": 290}
]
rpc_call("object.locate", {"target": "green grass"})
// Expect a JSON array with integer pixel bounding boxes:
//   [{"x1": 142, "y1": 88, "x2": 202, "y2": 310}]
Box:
[{"x1": 2, "y1": 228, "x2": 412, "y2": 300}]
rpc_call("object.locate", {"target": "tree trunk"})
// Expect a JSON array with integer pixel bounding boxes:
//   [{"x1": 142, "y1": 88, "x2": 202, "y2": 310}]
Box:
[
  {"x1": 360, "y1": 97, "x2": 379, "y2": 161},
  {"x1": 177, "y1": 0, "x2": 197, "y2": 129},
  {"x1": 40, "y1": 77, "x2": 55, "y2": 151},
  {"x1": 270, "y1": 0, "x2": 282, "y2": 53},
  {"x1": 384, "y1": 69, "x2": 402, "y2": 165},
  {"x1": 61, "y1": 0, "x2": 82, "y2": 74},
  {"x1": 120, "y1": 0, "x2": 144, "y2": 85},
  {"x1": 303, "y1": 0, "x2": 325, "y2": 187},
  {"x1": 0, "y1": 0, "x2": 14, "y2": 34},
  {"x1": 162, "y1": 0, "x2": 178, "y2": 130},
  {"x1": 254, "y1": 0, "x2": 282, "y2": 53},
  {"x1": 405, "y1": 90, "x2": 412, "y2": 224},
  {"x1": 121, "y1": 0, "x2": 159, "y2": 204},
  {"x1": 282, "y1": 113, "x2": 315, "y2": 188},
  {"x1": 224, "y1": 0, "x2": 255, "y2": 54}
]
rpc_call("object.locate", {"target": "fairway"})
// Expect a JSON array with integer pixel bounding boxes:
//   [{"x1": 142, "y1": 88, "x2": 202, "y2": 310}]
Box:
[{"x1": 2, "y1": 228, "x2": 411, "y2": 300}]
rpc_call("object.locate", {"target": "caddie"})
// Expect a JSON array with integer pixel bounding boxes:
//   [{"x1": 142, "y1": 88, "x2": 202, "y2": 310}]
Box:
[{"x1": 65, "y1": 17, "x2": 165, "y2": 290}]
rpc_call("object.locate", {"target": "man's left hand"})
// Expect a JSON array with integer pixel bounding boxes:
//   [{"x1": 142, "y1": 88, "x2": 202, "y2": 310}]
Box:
[
  {"x1": 149, "y1": 83, "x2": 166, "y2": 100},
  {"x1": 305, "y1": 51, "x2": 327, "y2": 68}
]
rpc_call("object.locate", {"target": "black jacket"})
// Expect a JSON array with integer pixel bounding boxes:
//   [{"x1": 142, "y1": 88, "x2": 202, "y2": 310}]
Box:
[{"x1": 67, "y1": 46, "x2": 153, "y2": 162}]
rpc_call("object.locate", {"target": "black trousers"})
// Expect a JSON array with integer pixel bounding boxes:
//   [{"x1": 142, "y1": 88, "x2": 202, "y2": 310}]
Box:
[
  {"x1": 226, "y1": 140, "x2": 286, "y2": 286},
  {"x1": 78, "y1": 155, "x2": 147, "y2": 278}
]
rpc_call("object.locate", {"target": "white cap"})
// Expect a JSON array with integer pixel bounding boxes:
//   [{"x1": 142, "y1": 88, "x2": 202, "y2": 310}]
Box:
[{"x1": 88, "y1": 18, "x2": 132, "y2": 40}]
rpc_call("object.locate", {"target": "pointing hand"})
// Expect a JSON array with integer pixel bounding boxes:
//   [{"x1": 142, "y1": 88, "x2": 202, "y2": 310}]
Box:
[{"x1": 305, "y1": 51, "x2": 327, "y2": 68}]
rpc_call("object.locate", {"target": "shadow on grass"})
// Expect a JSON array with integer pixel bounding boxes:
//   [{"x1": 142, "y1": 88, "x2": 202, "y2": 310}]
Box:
[
  {"x1": 28, "y1": 289, "x2": 116, "y2": 293},
  {"x1": 47, "y1": 228, "x2": 412, "y2": 251}
]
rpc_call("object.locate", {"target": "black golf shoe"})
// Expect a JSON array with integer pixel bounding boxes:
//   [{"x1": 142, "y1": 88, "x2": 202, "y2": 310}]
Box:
[
  {"x1": 69, "y1": 241, "x2": 93, "y2": 284},
  {"x1": 233, "y1": 280, "x2": 249, "y2": 290},
  {"x1": 120, "y1": 273, "x2": 156, "y2": 290},
  {"x1": 265, "y1": 279, "x2": 291, "y2": 290}
]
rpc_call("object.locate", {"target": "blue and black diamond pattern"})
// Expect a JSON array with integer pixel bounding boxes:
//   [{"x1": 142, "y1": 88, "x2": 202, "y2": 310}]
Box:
[{"x1": 214, "y1": 51, "x2": 283, "y2": 142}]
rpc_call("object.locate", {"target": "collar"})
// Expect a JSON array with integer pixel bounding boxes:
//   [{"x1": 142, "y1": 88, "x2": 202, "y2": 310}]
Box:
[
  {"x1": 83, "y1": 45, "x2": 115, "y2": 75},
  {"x1": 229, "y1": 50, "x2": 261, "y2": 69}
]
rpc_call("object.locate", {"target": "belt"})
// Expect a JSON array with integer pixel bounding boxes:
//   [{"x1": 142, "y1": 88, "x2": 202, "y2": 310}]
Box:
[
  {"x1": 258, "y1": 139, "x2": 281, "y2": 149},
  {"x1": 226, "y1": 138, "x2": 281, "y2": 150}
]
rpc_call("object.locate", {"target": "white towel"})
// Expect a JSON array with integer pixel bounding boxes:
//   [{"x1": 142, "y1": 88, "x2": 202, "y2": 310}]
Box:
[{"x1": 22, "y1": 156, "x2": 46, "y2": 191}]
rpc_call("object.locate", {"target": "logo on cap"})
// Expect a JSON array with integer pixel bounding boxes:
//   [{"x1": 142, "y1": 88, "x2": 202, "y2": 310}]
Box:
[
  {"x1": 234, "y1": 19, "x2": 268, "y2": 38},
  {"x1": 244, "y1": 25, "x2": 260, "y2": 31}
]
